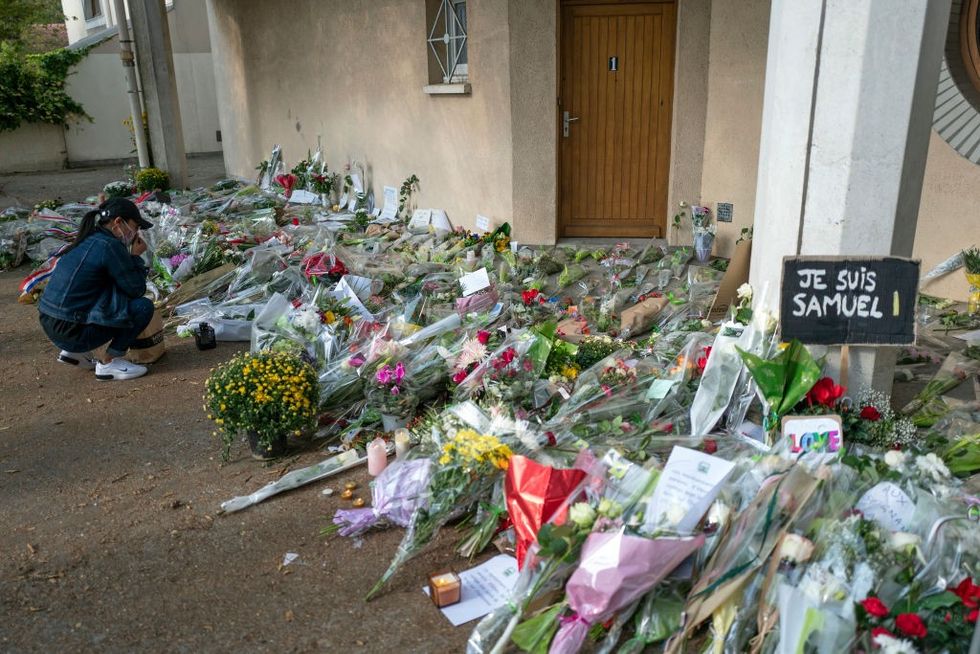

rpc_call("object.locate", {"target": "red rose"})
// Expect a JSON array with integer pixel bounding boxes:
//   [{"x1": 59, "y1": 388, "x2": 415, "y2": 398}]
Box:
[
  {"x1": 968, "y1": 609, "x2": 978, "y2": 623},
  {"x1": 696, "y1": 346, "x2": 713, "y2": 375},
  {"x1": 860, "y1": 405, "x2": 882, "y2": 421},
  {"x1": 451, "y1": 370, "x2": 468, "y2": 384},
  {"x1": 895, "y1": 613, "x2": 927, "y2": 638},
  {"x1": 476, "y1": 330, "x2": 491, "y2": 345},
  {"x1": 806, "y1": 377, "x2": 846, "y2": 408},
  {"x1": 953, "y1": 577, "x2": 980, "y2": 609},
  {"x1": 861, "y1": 597, "x2": 890, "y2": 619},
  {"x1": 545, "y1": 431, "x2": 557, "y2": 447},
  {"x1": 522, "y1": 289, "x2": 540, "y2": 306},
  {"x1": 703, "y1": 439, "x2": 718, "y2": 455}
]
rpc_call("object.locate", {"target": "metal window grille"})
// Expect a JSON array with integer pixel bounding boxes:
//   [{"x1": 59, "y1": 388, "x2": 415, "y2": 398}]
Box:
[{"x1": 428, "y1": 0, "x2": 468, "y2": 83}]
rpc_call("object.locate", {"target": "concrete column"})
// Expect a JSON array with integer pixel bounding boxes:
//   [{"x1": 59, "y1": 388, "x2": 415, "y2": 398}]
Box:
[
  {"x1": 129, "y1": 0, "x2": 187, "y2": 188},
  {"x1": 749, "y1": 0, "x2": 950, "y2": 392}
]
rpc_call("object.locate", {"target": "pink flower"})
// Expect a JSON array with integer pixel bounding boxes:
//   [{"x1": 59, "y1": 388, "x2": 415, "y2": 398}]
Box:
[
  {"x1": 452, "y1": 370, "x2": 468, "y2": 384},
  {"x1": 348, "y1": 354, "x2": 365, "y2": 368},
  {"x1": 376, "y1": 365, "x2": 394, "y2": 385},
  {"x1": 394, "y1": 361, "x2": 406, "y2": 383},
  {"x1": 390, "y1": 386, "x2": 400, "y2": 395}
]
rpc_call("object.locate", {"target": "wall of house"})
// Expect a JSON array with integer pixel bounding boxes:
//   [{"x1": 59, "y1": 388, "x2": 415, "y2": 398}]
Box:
[
  {"x1": 695, "y1": 0, "x2": 980, "y2": 301},
  {"x1": 208, "y1": 0, "x2": 517, "y2": 238},
  {"x1": 0, "y1": 124, "x2": 67, "y2": 174},
  {"x1": 62, "y1": 0, "x2": 221, "y2": 166}
]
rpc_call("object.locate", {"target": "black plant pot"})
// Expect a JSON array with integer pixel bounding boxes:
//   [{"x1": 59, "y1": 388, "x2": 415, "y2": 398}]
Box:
[{"x1": 247, "y1": 431, "x2": 288, "y2": 460}]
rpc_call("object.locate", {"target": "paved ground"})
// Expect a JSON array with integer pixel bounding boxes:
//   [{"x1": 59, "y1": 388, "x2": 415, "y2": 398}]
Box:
[
  {"x1": 0, "y1": 155, "x2": 229, "y2": 210},
  {"x1": 0, "y1": 157, "x2": 474, "y2": 653}
]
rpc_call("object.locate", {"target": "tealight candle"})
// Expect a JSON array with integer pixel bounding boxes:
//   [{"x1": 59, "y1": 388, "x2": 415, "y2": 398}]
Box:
[
  {"x1": 367, "y1": 437, "x2": 388, "y2": 477},
  {"x1": 394, "y1": 429, "x2": 411, "y2": 459}
]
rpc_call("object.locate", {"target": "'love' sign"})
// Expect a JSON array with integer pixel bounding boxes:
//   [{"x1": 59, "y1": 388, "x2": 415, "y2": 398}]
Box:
[{"x1": 781, "y1": 415, "x2": 844, "y2": 457}]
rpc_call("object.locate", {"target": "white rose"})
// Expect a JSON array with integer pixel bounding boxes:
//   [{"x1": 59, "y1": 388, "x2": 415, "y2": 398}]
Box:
[
  {"x1": 779, "y1": 534, "x2": 815, "y2": 564},
  {"x1": 883, "y1": 450, "x2": 909, "y2": 471},
  {"x1": 916, "y1": 453, "x2": 950, "y2": 481},
  {"x1": 568, "y1": 502, "x2": 596, "y2": 529},
  {"x1": 706, "y1": 501, "x2": 731, "y2": 528},
  {"x1": 889, "y1": 532, "x2": 921, "y2": 551},
  {"x1": 736, "y1": 283, "x2": 753, "y2": 301}
]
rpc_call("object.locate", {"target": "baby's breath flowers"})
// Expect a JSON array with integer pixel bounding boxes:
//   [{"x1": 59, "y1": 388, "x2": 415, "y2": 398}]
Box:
[{"x1": 205, "y1": 351, "x2": 319, "y2": 459}]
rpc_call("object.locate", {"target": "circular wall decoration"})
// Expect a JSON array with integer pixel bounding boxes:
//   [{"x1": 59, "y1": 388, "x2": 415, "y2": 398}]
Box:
[{"x1": 934, "y1": 0, "x2": 980, "y2": 164}]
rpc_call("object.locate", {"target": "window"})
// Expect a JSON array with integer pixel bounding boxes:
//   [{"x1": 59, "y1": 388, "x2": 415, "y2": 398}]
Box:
[
  {"x1": 83, "y1": 0, "x2": 103, "y2": 20},
  {"x1": 427, "y1": 0, "x2": 468, "y2": 84}
]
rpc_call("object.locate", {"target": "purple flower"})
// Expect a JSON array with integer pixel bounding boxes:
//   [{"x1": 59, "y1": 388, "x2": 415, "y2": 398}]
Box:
[
  {"x1": 169, "y1": 253, "x2": 189, "y2": 268},
  {"x1": 349, "y1": 354, "x2": 365, "y2": 368},
  {"x1": 390, "y1": 386, "x2": 400, "y2": 396},
  {"x1": 376, "y1": 365, "x2": 394, "y2": 385},
  {"x1": 394, "y1": 362, "x2": 405, "y2": 383}
]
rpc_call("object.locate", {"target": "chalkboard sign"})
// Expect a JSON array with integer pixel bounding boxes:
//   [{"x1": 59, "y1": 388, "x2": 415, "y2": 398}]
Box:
[{"x1": 780, "y1": 256, "x2": 919, "y2": 345}]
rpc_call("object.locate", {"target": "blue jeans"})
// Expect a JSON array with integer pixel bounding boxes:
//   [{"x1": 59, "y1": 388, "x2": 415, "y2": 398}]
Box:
[{"x1": 40, "y1": 297, "x2": 154, "y2": 358}]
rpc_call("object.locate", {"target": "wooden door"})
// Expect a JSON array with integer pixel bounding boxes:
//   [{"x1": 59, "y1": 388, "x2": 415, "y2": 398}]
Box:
[{"x1": 559, "y1": 1, "x2": 676, "y2": 238}]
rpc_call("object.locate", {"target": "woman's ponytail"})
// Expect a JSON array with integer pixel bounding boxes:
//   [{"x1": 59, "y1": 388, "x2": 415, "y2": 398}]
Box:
[{"x1": 60, "y1": 206, "x2": 104, "y2": 256}]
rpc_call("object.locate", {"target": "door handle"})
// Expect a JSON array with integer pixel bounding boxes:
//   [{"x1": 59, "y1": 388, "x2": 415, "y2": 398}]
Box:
[{"x1": 562, "y1": 111, "x2": 579, "y2": 137}]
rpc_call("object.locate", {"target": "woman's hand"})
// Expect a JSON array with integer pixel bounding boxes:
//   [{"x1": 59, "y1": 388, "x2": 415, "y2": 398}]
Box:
[{"x1": 131, "y1": 233, "x2": 147, "y2": 257}]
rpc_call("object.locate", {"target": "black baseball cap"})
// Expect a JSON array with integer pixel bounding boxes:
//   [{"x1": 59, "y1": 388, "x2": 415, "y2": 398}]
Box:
[{"x1": 99, "y1": 198, "x2": 153, "y2": 230}]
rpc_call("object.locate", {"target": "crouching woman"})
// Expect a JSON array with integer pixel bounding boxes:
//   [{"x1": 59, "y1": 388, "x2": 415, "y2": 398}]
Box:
[{"x1": 38, "y1": 198, "x2": 154, "y2": 381}]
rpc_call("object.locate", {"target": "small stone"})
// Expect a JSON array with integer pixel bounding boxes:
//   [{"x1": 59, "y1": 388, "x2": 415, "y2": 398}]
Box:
[
  {"x1": 340, "y1": 489, "x2": 354, "y2": 500},
  {"x1": 321, "y1": 488, "x2": 334, "y2": 496},
  {"x1": 352, "y1": 497, "x2": 365, "y2": 508},
  {"x1": 344, "y1": 481, "x2": 357, "y2": 491}
]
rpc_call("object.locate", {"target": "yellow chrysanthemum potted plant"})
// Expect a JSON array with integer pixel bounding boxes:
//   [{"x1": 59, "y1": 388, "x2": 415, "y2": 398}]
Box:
[
  {"x1": 964, "y1": 247, "x2": 980, "y2": 315},
  {"x1": 205, "y1": 351, "x2": 320, "y2": 460}
]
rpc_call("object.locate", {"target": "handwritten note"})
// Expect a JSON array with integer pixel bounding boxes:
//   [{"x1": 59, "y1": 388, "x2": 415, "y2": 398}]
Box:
[
  {"x1": 422, "y1": 555, "x2": 519, "y2": 626},
  {"x1": 459, "y1": 268, "x2": 491, "y2": 297},
  {"x1": 377, "y1": 185, "x2": 398, "y2": 222},
  {"x1": 475, "y1": 214, "x2": 491, "y2": 232},
  {"x1": 409, "y1": 208, "x2": 433, "y2": 230},
  {"x1": 646, "y1": 446, "x2": 735, "y2": 534},
  {"x1": 856, "y1": 482, "x2": 914, "y2": 532}
]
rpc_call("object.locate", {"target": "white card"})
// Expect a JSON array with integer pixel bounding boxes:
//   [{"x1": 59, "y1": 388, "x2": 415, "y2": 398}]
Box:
[
  {"x1": 459, "y1": 268, "x2": 491, "y2": 297},
  {"x1": 646, "y1": 446, "x2": 735, "y2": 534},
  {"x1": 377, "y1": 185, "x2": 398, "y2": 222},
  {"x1": 855, "y1": 482, "x2": 914, "y2": 532},
  {"x1": 332, "y1": 278, "x2": 373, "y2": 321},
  {"x1": 475, "y1": 214, "x2": 491, "y2": 232},
  {"x1": 287, "y1": 189, "x2": 319, "y2": 204},
  {"x1": 422, "y1": 555, "x2": 519, "y2": 626},
  {"x1": 431, "y1": 209, "x2": 453, "y2": 231},
  {"x1": 409, "y1": 209, "x2": 433, "y2": 230},
  {"x1": 347, "y1": 174, "x2": 364, "y2": 212}
]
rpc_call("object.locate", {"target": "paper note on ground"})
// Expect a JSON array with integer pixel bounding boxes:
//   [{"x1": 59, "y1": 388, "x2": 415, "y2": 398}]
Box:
[
  {"x1": 646, "y1": 446, "x2": 735, "y2": 534},
  {"x1": 409, "y1": 209, "x2": 433, "y2": 230},
  {"x1": 459, "y1": 268, "x2": 491, "y2": 296},
  {"x1": 856, "y1": 482, "x2": 914, "y2": 532},
  {"x1": 288, "y1": 189, "x2": 320, "y2": 204},
  {"x1": 377, "y1": 186, "x2": 398, "y2": 222},
  {"x1": 422, "y1": 555, "x2": 519, "y2": 626}
]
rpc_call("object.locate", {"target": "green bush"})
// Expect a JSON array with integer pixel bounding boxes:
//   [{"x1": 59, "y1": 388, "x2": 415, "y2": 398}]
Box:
[
  {"x1": 0, "y1": 44, "x2": 89, "y2": 132},
  {"x1": 135, "y1": 167, "x2": 170, "y2": 192}
]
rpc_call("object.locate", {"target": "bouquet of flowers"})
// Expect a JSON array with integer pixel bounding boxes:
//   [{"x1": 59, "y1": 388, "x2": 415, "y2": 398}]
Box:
[
  {"x1": 366, "y1": 427, "x2": 515, "y2": 599},
  {"x1": 204, "y1": 351, "x2": 319, "y2": 459}
]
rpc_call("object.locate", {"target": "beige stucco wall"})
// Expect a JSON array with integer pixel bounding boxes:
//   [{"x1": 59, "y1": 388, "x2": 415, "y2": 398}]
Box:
[
  {"x1": 208, "y1": 0, "x2": 517, "y2": 239},
  {"x1": 667, "y1": 0, "x2": 711, "y2": 245},
  {"x1": 0, "y1": 123, "x2": 67, "y2": 174},
  {"x1": 697, "y1": 0, "x2": 770, "y2": 256},
  {"x1": 916, "y1": 132, "x2": 980, "y2": 301}
]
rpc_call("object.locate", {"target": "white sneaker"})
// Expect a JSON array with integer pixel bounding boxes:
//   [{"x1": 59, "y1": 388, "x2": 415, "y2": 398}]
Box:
[
  {"x1": 95, "y1": 358, "x2": 148, "y2": 381},
  {"x1": 58, "y1": 350, "x2": 97, "y2": 370}
]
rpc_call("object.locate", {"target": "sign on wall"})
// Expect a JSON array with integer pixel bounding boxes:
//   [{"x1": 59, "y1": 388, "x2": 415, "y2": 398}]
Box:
[{"x1": 780, "y1": 256, "x2": 919, "y2": 345}]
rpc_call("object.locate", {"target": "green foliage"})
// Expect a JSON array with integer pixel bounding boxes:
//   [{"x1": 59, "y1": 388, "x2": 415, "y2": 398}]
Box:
[
  {"x1": 0, "y1": 0, "x2": 63, "y2": 46},
  {"x1": 398, "y1": 174, "x2": 420, "y2": 218},
  {"x1": 0, "y1": 44, "x2": 89, "y2": 131},
  {"x1": 962, "y1": 246, "x2": 980, "y2": 274},
  {"x1": 134, "y1": 167, "x2": 170, "y2": 192}
]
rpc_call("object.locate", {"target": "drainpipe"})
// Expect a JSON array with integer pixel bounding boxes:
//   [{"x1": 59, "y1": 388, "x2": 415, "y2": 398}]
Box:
[{"x1": 112, "y1": 0, "x2": 150, "y2": 168}]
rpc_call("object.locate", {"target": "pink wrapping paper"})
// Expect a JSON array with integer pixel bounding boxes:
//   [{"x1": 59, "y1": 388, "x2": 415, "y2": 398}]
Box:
[{"x1": 549, "y1": 530, "x2": 705, "y2": 654}]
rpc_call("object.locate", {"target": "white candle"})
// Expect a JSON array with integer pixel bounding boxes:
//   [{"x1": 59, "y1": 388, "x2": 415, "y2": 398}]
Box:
[
  {"x1": 367, "y1": 437, "x2": 388, "y2": 476},
  {"x1": 510, "y1": 241, "x2": 518, "y2": 254},
  {"x1": 394, "y1": 428, "x2": 411, "y2": 459}
]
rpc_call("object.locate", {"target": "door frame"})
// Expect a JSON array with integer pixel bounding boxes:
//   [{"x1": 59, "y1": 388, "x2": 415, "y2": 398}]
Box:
[{"x1": 555, "y1": 0, "x2": 678, "y2": 241}]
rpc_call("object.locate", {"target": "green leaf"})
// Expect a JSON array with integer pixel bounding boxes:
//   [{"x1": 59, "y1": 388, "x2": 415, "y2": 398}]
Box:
[
  {"x1": 736, "y1": 340, "x2": 821, "y2": 418},
  {"x1": 916, "y1": 591, "x2": 961, "y2": 611},
  {"x1": 512, "y1": 604, "x2": 562, "y2": 653}
]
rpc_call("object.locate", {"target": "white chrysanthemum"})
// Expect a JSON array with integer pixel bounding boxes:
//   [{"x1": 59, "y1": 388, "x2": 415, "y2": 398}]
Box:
[
  {"x1": 736, "y1": 283, "x2": 753, "y2": 300},
  {"x1": 915, "y1": 452, "x2": 950, "y2": 482},
  {"x1": 873, "y1": 634, "x2": 919, "y2": 654},
  {"x1": 456, "y1": 338, "x2": 487, "y2": 370},
  {"x1": 291, "y1": 307, "x2": 321, "y2": 333}
]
